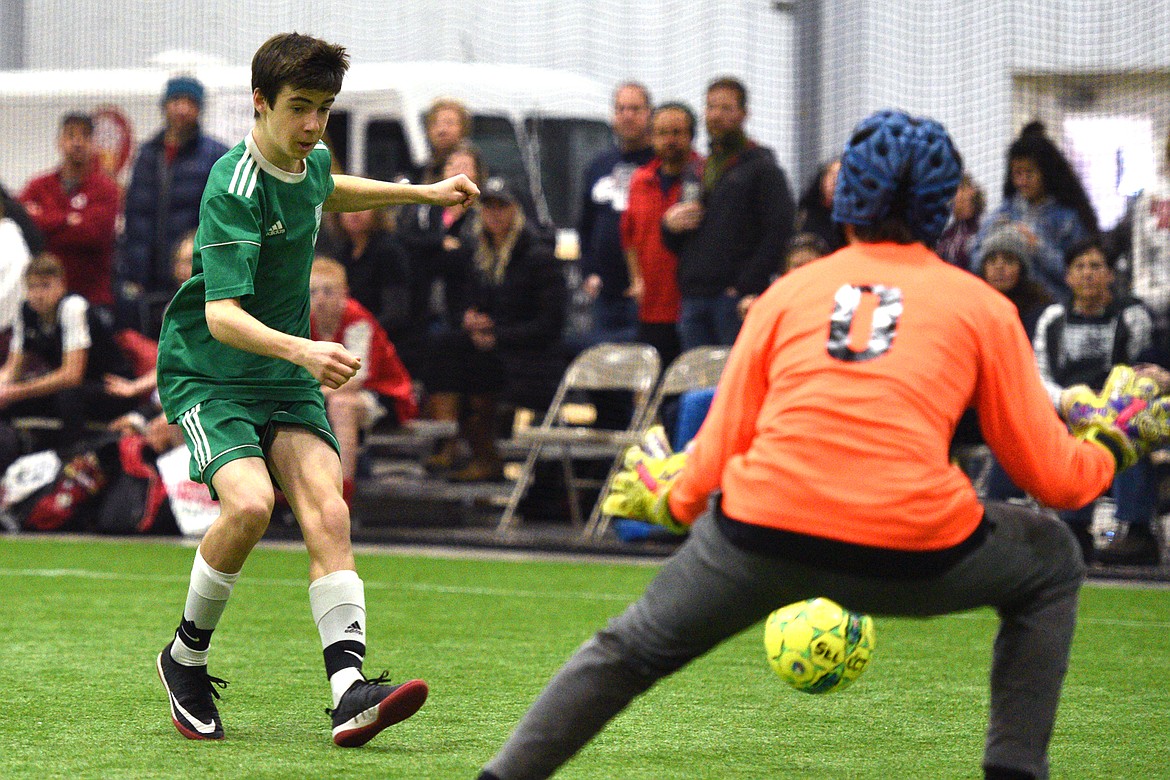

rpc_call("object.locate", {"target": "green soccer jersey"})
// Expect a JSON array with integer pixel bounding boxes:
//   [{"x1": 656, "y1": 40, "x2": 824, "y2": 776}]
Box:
[{"x1": 157, "y1": 133, "x2": 335, "y2": 421}]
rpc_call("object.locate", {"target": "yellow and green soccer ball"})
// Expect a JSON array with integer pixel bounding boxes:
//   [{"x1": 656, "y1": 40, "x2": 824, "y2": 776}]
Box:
[{"x1": 764, "y1": 597, "x2": 876, "y2": 694}]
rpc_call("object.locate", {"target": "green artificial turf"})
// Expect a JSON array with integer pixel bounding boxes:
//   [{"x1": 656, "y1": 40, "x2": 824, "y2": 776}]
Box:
[{"x1": 1, "y1": 536, "x2": 1167, "y2": 779}]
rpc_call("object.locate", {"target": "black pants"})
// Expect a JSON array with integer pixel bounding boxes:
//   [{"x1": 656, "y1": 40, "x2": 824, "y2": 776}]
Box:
[{"x1": 3, "y1": 382, "x2": 139, "y2": 448}]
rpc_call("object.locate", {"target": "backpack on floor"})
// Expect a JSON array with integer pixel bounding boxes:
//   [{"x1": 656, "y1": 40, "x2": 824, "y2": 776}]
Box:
[
  {"x1": 0, "y1": 449, "x2": 62, "y2": 531},
  {"x1": 95, "y1": 434, "x2": 170, "y2": 534},
  {"x1": 20, "y1": 443, "x2": 114, "y2": 532}
]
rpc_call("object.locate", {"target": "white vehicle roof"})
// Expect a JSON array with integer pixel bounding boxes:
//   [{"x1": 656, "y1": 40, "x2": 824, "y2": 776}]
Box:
[{"x1": 0, "y1": 61, "x2": 611, "y2": 190}]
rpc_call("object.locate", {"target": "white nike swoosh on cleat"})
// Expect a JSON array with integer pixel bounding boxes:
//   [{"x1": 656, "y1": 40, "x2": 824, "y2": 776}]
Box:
[
  {"x1": 171, "y1": 695, "x2": 217, "y2": 734},
  {"x1": 344, "y1": 649, "x2": 363, "y2": 661}
]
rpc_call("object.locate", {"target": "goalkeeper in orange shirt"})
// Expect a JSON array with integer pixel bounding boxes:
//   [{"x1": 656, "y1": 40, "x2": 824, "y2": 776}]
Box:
[{"x1": 478, "y1": 110, "x2": 1170, "y2": 780}]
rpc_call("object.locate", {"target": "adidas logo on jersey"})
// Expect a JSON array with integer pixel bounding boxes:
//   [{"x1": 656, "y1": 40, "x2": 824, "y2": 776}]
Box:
[
  {"x1": 265, "y1": 220, "x2": 286, "y2": 237},
  {"x1": 344, "y1": 620, "x2": 363, "y2": 635}
]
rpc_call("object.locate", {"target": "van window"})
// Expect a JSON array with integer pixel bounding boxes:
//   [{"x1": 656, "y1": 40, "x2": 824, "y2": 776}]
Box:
[
  {"x1": 365, "y1": 119, "x2": 412, "y2": 181},
  {"x1": 470, "y1": 114, "x2": 541, "y2": 222},
  {"x1": 526, "y1": 117, "x2": 612, "y2": 228},
  {"x1": 324, "y1": 111, "x2": 350, "y2": 173},
  {"x1": 470, "y1": 114, "x2": 526, "y2": 188}
]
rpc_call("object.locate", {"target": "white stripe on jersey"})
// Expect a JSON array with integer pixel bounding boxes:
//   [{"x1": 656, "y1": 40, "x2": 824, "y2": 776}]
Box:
[
  {"x1": 200, "y1": 240, "x2": 262, "y2": 250},
  {"x1": 244, "y1": 163, "x2": 260, "y2": 198},
  {"x1": 228, "y1": 153, "x2": 249, "y2": 195},
  {"x1": 234, "y1": 156, "x2": 257, "y2": 197}
]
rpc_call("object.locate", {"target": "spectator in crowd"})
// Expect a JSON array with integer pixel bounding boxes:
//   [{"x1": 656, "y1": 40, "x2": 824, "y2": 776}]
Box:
[
  {"x1": 977, "y1": 121, "x2": 1098, "y2": 302},
  {"x1": 170, "y1": 229, "x2": 195, "y2": 287},
  {"x1": 19, "y1": 112, "x2": 119, "y2": 310},
  {"x1": 103, "y1": 232, "x2": 198, "y2": 406},
  {"x1": 416, "y1": 97, "x2": 472, "y2": 184},
  {"x1": 309, "y1": 256, "x2": 418, "y2": 504},
  {"x1": 0, "y1": 182, "x2": 45, "y2": 255},
  {"x1": 333, "y1": 207, "x2": 410, "y2": 339},
  {"x1": 0, "y1": 196, "x2": 33, "y2": 351},
  {"x1": 979, "y1": 221, "x2": 1053, "y2": 339},
  {"x1": 736, "y1": 232, "x2": 831, "y2": 321},
  {"x1": 578, "y1": 82, "x2": 655, "y2": 347},
  {"x1": 663, "y1": 76, "x2": 795, "y2": 350},
  {"x1": 1113, "y1": 126, "x2": 1170, "y2": 365},
  {"x1": 937, "y1": 173, "x2": 986, "y2": 271},
  {"x1": 425, "y1": 178, "x2": 567, "y2": 482},
  {"x1": 117, "y1": 75, "x2": 228, "y2": 336},
  {"x1": 396, "y1": 141, "x2": 486, "y2": 385},
  {"x1": 0, "y1": 253, "x2": 138, "y2": 447},
  {"x1": 793, "y1": 158, "x2": 845, "y2": 253},
  {"x1": 1033, "y1": 238, "x2": 1160, "y2": 565},
  {"x1": 621, "y1": 101, "x2": 702, "y2": 371},
  {"x1": 782, "y1": 231, "x2": 831, "y2": 274},
  {"x1": 965, "y1": 222, "x2": 1055, "y2": 502}
]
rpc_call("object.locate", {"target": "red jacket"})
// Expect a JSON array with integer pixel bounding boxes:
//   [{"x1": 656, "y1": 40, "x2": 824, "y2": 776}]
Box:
[
  {"x1": 619, "y1": 154, "x2": 703, "y2": 323},
  {"x1": 20, "y1": 166, "x2": 119, "y2": 306},
  {"x1": 311, "y1": 299, "x2": 418, "y2": 423}
]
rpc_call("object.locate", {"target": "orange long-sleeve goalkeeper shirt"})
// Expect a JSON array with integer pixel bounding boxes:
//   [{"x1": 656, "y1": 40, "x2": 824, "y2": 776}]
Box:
[{"x1": 668, "y1": 241, "x2": 1115, "y2": 551}]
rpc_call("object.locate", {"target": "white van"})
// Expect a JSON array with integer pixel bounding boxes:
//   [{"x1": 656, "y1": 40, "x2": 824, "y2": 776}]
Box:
[{"x1": 0, "y1": 60, "x2": 614, "y2": 243}]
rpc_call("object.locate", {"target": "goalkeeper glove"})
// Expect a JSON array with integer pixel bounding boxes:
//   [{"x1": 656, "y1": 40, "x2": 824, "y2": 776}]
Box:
[
  {"x1": 601, "y1": 426, "x2": 689, "y2": 534},
  {"x1": 1058, "y1": 365, "x2": 1170, "y2": 471}
]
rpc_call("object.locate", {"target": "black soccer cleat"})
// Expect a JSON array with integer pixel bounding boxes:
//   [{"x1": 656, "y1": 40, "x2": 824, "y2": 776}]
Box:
[
  {"x1": 327, "y1": 672, "x2": 428, "y2": 747},
  {"x1": 156, "y1": 641, "x2": 228, "y2": 740}
]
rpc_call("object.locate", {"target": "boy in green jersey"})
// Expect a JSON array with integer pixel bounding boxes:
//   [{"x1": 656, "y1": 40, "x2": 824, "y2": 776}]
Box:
[{"x1": 154, "y1": 32, "x2": 478, "y2": 746}]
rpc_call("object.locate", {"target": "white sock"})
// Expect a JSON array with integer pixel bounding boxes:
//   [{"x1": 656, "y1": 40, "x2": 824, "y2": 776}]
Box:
[
  {"x1": 170, "y1": 548, "x2": 239, "y2": 667},
  {"x1": 309, "y1": 569, "x2": 367, "y2": 707}
]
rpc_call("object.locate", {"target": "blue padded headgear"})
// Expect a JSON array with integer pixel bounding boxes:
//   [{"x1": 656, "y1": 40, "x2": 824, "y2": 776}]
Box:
[{"x1": 831, "y1": 109, "x2": 962, "y2": 245}]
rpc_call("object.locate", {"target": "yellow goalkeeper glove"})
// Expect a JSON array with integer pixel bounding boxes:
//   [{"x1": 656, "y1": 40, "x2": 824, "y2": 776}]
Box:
[
  {"x1": 601, "y1": 427, "x2": 689, "y2": 534},
  {"x1": 1058, "y1": 365, "x2": 1170, "y2": 471}
]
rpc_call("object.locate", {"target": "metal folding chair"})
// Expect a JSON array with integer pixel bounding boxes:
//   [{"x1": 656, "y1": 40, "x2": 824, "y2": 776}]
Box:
[
  {"x1": 496, "y1": 342, "x2": 661, "y2": 534},
  {"x1": 587, "y1": 345, "x2": 730, "y2": 539}
]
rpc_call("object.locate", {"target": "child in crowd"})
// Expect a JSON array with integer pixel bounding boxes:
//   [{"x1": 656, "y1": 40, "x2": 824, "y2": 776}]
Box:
[
  {"x1": 309, "y1": 255, "x2": 418, "y2": 503},
  {"x1": 0, "y1": 252, "x2": 137, "y2": 447}
]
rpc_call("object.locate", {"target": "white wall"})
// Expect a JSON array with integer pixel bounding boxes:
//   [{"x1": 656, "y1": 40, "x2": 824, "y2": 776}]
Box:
[
  {"x1": 820, "y1": 0, "x2": 1170, "y2": 208},
  {"x1": 7, "y1": 0, "x2": 1170, "y2": 207}
]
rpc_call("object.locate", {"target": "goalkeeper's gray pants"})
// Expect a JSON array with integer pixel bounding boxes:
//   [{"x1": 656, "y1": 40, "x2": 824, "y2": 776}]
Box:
[{"x1": 482, "y1": 501, "x2": 1085, "y2": 780}]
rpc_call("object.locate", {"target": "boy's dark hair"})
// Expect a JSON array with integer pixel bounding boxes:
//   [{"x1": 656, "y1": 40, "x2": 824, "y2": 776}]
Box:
[
  {"x1": 60, "y1": 112, "x2": 94, "y2": 135},
  {"x1": 26, "y1": 252, "x2": 65, "y2": 280},
  {"x1": 251, "y1": 33, "x2": 350, "y2": 111},
  {"x1": 1063, "y1": 237, "x2": 1113, "y2": 269},
  {"x1": 652, "y1": 102, "x2": 697, "y2": 138},
  {"x1": 707, "y1": 76, "x2": 748, "y2": 109}
]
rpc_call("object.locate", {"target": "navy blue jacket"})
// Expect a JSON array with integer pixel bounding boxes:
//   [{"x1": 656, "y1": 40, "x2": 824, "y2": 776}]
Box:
[
  {"x1": 577, "y1": 145, "x2": 654, "y2": 299},
  {"x1": 117, "y1": 126, "x2": 227, "y2": 295}
]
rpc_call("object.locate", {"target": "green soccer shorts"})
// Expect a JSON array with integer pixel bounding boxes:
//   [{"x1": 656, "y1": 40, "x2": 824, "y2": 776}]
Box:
[{"x1": 175, "y1": 398, "x2": 340, "y2": 499}]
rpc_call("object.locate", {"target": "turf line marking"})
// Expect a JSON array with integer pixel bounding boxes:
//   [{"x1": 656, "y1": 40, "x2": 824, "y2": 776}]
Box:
[
  {"x1": 0, "y1": 567, "x2": 636, "y2": 603},
  {"x1": 1, "y1": 567, "x2": 1168, "y2": 627}
]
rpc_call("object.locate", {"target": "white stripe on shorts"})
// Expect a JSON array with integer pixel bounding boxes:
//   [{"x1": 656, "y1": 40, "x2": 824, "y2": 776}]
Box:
[{"x1": 180, "y1": 404, "x2": 212, "y2": 467}]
